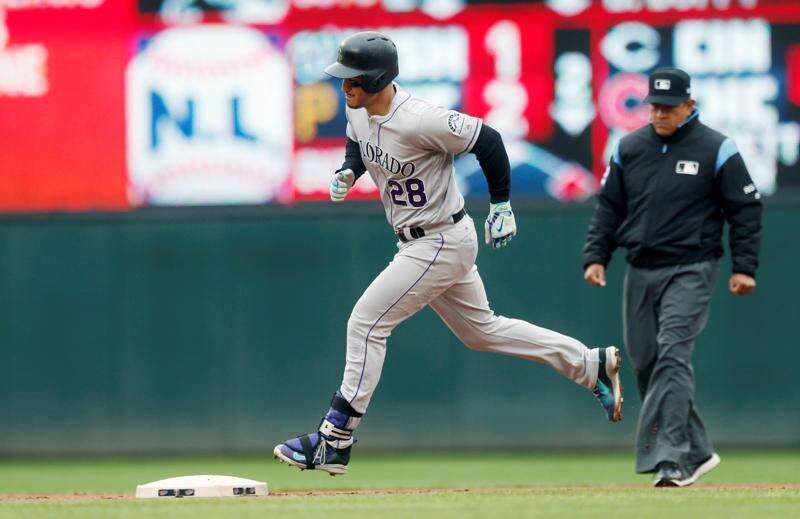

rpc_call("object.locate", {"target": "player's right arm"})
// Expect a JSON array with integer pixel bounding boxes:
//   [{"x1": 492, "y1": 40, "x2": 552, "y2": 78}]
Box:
[
  {"x1": 582, "y1": 143, "x2": 627, "y2": 285},
  {"x1": 469, "y1": 124, "x2": 516, "y2": 250},
  {"x1": 415, "y1": 106, "x2": 516, "y2": 249},
  {"x1": 330, "y1": 123, "x2": 367, "y2": 202}
]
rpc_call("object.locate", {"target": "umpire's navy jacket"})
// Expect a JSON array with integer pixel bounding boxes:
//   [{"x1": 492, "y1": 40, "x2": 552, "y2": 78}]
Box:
[{"x1": 582, "y1": 110, "x2": 762, "y2": 277}]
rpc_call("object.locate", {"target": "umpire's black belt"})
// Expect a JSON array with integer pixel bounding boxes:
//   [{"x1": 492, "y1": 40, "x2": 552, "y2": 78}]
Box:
[{"x1": 396, "y1": 208, "x2": 466, "y2": 243}]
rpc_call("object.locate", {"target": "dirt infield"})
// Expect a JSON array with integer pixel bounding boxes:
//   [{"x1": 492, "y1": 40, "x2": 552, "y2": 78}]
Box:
[
  {"x1": 2, "y1": 483, "x2": 798, "y2": 502},
  {"x1": 0, "y1": 493, "x2": 130, "y2": 501}
]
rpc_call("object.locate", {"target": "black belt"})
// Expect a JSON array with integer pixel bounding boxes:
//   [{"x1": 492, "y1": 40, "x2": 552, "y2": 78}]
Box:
[{"x1": 396, "y1": 208, "x2": 466, "y2": 243}]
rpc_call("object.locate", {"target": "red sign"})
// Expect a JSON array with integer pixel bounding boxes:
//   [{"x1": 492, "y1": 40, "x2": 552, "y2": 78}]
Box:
[
  {"x1": 0, "y1": 1, "x2": 132, "y2": 212},
  {"x1": 1, "y1": 0, "x2": 799, "y2": 211}
]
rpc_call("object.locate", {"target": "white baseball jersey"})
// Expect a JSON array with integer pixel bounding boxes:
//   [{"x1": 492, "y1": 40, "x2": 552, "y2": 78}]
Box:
[
  {"x1": 345, "y1": 84, "x2": 482, "y2": 230},
  {"x1": 333, "y1": 85, "x2": 602, "y2": 417}
]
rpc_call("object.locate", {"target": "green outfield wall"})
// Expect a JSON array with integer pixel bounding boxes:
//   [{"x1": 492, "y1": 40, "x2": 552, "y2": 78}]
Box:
[{"x1": 0, "y1": 202, "x2": 797, "y2": 455}]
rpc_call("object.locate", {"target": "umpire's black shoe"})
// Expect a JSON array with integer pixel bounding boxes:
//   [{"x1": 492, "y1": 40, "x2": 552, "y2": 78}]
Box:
[
  {"x1": 678, "y1": 453, "x2": 721, "y2": 487},
  {"x1": 654, "y1": 461, "x2": 685, "y2": 487}
]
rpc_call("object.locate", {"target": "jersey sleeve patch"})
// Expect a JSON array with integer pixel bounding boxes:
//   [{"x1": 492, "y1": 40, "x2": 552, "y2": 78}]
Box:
[
  {"x1": 447, "y1": 111, "x2": 466, "y2": 135},
  {"x1": 416, "y1": 105, "x2": 482, "y2": 154}
]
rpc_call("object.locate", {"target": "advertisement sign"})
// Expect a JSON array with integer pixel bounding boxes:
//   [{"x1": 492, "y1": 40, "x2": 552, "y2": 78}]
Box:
[
  {"x1": 592, "y1": 17, "x2": 800, "y2": 195},
  {"x1": 0, "y1": 1, "x2": 129, "y2": 212},
  {"x1": 126, "y1": 25, "x2": 293, "y2": 205},
  {"x1": 0, "y1": 0, "x2": 798, "y2": 211}
]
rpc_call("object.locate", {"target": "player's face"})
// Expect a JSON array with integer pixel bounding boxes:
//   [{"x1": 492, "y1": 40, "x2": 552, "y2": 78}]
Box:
[
  {"x1": 341, "y1": 78, "x2": 371, "y2": 108},
  {"x1": 650, "y1": 100, "x2": 695, "y2": 137}
]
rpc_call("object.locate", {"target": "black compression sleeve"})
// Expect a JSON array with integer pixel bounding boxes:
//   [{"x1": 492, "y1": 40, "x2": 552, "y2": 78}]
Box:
[
  {"x1": 470, "y1": 124, "x2": 510, "y2": 203},
  {"x1": 340, "y1": 138, "x2": 367, "y2": 180}
]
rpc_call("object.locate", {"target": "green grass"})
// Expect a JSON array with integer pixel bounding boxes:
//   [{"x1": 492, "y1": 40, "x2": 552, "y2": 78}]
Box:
[{"x1": 0, "y1": 451, "x2": 798, "y2": 518}]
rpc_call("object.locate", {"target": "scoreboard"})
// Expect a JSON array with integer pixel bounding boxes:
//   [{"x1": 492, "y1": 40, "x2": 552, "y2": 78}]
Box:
[{"x1": 0, "y1": 0, "x2": 798, "y2": 211}]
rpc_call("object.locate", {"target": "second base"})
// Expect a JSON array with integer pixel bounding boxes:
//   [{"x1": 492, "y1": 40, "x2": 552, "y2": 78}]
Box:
[{"x1": 136, "y1": 475, "x2": 268, "y2": 498}]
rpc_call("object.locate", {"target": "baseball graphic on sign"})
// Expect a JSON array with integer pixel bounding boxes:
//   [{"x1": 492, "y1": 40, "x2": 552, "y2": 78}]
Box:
[{"x1": 126, "y1": 24, "x2": 292, "y2": 205}]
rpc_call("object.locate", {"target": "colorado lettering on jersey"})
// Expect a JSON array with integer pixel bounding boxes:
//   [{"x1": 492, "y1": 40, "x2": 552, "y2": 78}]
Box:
[{"x1": 359, "y1": 139, "x2": 416, "y2": 178}]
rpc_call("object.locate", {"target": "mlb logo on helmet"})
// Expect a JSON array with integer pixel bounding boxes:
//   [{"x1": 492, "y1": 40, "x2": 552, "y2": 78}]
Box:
[{"x1": 654, "y1": 79, "x2": 671, "y2": 90}]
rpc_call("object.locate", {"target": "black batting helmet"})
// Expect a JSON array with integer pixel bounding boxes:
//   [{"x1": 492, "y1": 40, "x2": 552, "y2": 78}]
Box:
[{"x1": 324, "y1": 31, "x2": 399, "y2": 94}]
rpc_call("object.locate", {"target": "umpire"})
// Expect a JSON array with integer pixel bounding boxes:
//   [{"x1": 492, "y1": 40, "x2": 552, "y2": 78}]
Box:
[{"x1": 582, "y1": 68, "x2": 763, "y2": 487}]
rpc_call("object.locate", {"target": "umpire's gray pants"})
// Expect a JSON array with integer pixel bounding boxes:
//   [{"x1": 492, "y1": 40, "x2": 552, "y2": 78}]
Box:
[{"x1": 623, "y1": 260, "x2": 718, "y2": 473}]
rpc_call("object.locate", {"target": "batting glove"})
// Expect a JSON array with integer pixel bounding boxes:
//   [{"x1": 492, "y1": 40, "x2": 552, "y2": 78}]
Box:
[
  {"x1": 330, "y1": 169, "x2": 355, "y2": 202},
  {"x1": 484, "y1": 201, "x2": 517, "y2": 249}
]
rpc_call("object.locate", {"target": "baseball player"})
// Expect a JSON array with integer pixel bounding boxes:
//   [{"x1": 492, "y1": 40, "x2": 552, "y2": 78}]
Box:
[{"x1": 274, "y1": 32, "x2": 623, "y2": 475}]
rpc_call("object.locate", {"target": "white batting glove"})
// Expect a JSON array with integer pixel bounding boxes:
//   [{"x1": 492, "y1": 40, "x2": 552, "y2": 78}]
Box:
[
  {"x1": 330, "y1": 169, "x2": 355, "y2": 202},
  {"x1": 484, "y1": 201, "x2": 517, "y2": 249}
]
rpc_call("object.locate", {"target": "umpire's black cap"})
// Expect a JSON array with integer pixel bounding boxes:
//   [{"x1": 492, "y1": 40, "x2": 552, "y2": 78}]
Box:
[{"x1": 643, "y1": 67, "x2": 692, "y2": 106}]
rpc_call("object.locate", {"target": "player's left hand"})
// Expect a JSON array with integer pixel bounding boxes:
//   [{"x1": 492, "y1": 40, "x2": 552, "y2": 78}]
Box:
[
  {"x1": 484, "y1": 201, "x2": 517, "y2": 249},
  {"x1": 729, "y1": 273, "x2": 756, "y2": 295}
]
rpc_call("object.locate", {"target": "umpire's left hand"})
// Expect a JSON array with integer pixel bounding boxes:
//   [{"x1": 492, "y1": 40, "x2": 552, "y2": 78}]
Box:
[{"x1": 729, "y1": 273, "x2": 756, "y2": 295}]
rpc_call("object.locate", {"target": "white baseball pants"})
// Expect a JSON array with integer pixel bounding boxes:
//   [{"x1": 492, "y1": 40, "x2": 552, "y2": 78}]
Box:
[{"x1": 339, "y1": 215, "x2": 600, "y2": 413}]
